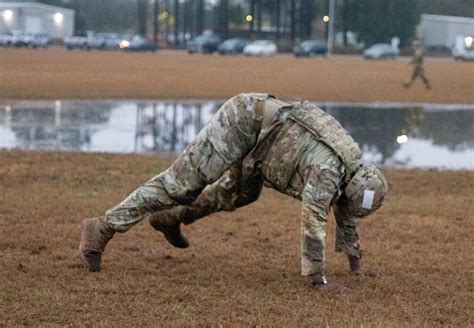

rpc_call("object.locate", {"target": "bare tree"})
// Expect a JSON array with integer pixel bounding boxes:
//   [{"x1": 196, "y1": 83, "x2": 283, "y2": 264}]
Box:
[
  {"x1": 275, "y1": 0, "x2": 281, "y2": 40},
  {"x1": 153, "y1": 0, "x2": 159, "y2": 43},
  {"x1": 137, "y1": 0, "x2": 147, "y2": 36},
  {"x1": 196, "y1": 0, "x2": 205, "y2": 35},
  {"x1": 290, "y1": 0, "x2": 296, "y2": 42}
]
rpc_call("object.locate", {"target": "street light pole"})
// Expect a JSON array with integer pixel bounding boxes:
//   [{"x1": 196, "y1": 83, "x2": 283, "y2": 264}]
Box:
[{"x1": 327, "y1": 0, "x2": 335, "y2": 56}]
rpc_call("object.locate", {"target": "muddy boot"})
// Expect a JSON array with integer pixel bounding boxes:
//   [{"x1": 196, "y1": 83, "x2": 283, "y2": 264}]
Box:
[
  {"x1": 149, "y1": 211, "x2": 189, "y2": 249},
  {"x1": 79, "y1": 217, "x2": 115, "y2": 272}
]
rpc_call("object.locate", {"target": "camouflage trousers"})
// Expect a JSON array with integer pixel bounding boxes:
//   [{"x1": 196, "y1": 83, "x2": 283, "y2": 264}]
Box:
[
  {"x1": 405, "y1": 66, "x2": 430, "y2": 88},
  {"x1": 105, "y1": 94, "x2": 267, "y2": 232}
]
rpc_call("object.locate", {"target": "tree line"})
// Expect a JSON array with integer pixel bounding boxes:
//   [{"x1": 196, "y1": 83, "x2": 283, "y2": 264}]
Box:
[{"x1": 34, "y1": 0, "x2": 474, "y2": 48}]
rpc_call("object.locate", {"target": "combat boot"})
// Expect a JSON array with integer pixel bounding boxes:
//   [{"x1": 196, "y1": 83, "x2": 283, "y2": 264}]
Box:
[
  {"x1": 79, "y1": 217, "x2": 115, "y2": 272},
  {"x1": 149, "y1": 211, "x2": 189, "y2": 249}
]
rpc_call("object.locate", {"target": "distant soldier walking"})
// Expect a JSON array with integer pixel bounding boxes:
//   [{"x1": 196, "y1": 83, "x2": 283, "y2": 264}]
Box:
[
  {"x1": 79, "y1": 93, "x2": 388, "y2": 290},
  {"x1": 404, "y1": 40, "x2": 431, "y2": 90}
]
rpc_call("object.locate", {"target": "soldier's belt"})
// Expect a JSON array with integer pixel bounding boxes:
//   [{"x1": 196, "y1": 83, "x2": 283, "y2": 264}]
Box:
[{"x1": 253, "y1": 98, "x2": 288, "y2": 136}]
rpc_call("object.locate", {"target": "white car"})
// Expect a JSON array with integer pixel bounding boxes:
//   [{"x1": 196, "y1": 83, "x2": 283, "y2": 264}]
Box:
[
  {"x1": 243, "y1": 40, "x2": 277, "y2": 56},
  {"x1": 30, "y1": 33, "x2": 50, "y2": 48},
  {"x1": 363, "y1": 43, "x2": 399, "y2": 59},
  {"x1": 0, "y1": 30, "x2": 23, "y2": 46},
  {"x1": 451, "y1": 35, "x2": 474, "y2": 61}
]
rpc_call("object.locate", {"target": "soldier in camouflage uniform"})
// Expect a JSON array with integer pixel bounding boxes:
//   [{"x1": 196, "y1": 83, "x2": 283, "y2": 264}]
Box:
[
  {"x1": 404, "y1": 40, "x2": 431, "y2": 90},
  {"x1": 80, "y1": 93, "x2": 388, "y2": 289}
]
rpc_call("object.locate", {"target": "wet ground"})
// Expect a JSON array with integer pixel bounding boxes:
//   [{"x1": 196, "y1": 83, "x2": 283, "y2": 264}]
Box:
[{"x1": 1, "y1": 100, "x2": 473, "y2": 170}]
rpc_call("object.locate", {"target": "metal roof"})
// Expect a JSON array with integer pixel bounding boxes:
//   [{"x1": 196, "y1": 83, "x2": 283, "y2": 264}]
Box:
[
  {"x1": 0, "y1": 2, "x2": 74, "y2": 15},
  {"x1": 421, "y1": 14, "x2": 474, "y2": 25}
]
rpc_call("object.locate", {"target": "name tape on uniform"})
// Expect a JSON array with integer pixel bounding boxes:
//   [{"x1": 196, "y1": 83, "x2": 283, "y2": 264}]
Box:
[{"x1": 361, "y1": 190, "x2": 375, "y2": 209}]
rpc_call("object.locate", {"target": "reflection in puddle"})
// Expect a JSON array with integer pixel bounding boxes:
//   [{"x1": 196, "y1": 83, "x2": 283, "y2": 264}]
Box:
[{"x1": 1, "y1": 100, "x2": 473, "y2": 170}]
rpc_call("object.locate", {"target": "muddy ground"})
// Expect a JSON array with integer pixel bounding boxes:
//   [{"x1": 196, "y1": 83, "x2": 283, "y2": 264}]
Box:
[
  {"x1": 0, "y1": 151, "x2": 473, "y2": 327},
  {"x1": 1, "y1": 48, "x2": 473, "y2": 103}
]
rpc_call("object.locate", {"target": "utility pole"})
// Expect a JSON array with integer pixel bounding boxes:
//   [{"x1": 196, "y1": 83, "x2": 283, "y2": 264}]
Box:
[{"x1": 327, "y1": 0, "x2": 335, "y2": 56}]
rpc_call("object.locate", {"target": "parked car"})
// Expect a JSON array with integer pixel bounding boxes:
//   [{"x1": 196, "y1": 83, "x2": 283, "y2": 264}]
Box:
[
  {"x1": 119, "y1": 35, "x2": 157, "y2": 52},
  {"x1": 217, "y1": 38, "x2": 250, "y2": 55},
  {"x1": 243, "y1": 40, "x2": 278, "y2": 56},
  {"x1": 451, "y1": 35, "x2": 474, "y2": 61},
  {"x1": 0, "y1": 30, "x2": 7, "y2": 46},
  {"x1": 187, "y1": 35, "x2": 221, "y2": 54},
  {"x1": 87, "y1": 33, "x2": 107, "y2": 50},
  {"x1": 64, "y1": 31, "x2": 94, "y2": 50},
  {"x1": 93, "y1": 33, "x2": 123, "y2": 50},
  {"x1": 0, "y1": 30, "x2": 23, "y2": 47},
  {"x1": 363, "y1": 43, "x2": 399, "y2": 59},
  {"x1": 30, "y1": 33, "x2": 50, "y2": 48},
  {"x1": 293, "y1": 40, "x2": 328, "y2": 57},
  {"x1": 17, "y1": 32, "x2": 36, "y2": 47}
]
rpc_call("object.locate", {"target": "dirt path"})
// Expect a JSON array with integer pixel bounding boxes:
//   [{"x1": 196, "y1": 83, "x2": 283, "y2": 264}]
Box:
[{"x1": 1, "y1": 48, "x2": 473, "y2": 103}]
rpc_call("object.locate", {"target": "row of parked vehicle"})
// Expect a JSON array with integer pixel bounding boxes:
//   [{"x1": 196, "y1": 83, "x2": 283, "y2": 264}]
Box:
[
  {"x1": 0, "y1": 30, "x2": 50, "y2": 48},
  {"x1": 187, "y1": 35, "x2": 329, "y2": 57},
  {"x1": 63, "y1": 31, "x2": 157, "y2": 52},
  {"x1": 61, "y1": 31, "x2": 329, "y2": 57},
  {"x1": 3, "y1": 28, "x2": 471, "y2": 61}
]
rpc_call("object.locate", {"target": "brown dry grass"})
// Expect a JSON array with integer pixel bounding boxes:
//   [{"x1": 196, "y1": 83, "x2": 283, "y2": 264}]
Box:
[
  {"x1": 1, "y1": 48, "x2": 473, "y2": 103},
  {"x1": 1, "y1": 151, "x2": 473, "y2": 327}
]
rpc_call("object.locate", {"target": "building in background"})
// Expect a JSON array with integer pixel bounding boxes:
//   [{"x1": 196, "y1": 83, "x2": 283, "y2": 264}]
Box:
[
  {"x1": 0, "y1": 2, "x2": 74, "y2": 38},
  {"x1": 418, "y1": 14, "x2": 474, "y2": 49}
]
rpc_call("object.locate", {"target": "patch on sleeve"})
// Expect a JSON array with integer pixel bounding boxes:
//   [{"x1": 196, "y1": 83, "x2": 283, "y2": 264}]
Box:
[{"x1": 361, "y1": 190, "x2": 375, "y2": 209}]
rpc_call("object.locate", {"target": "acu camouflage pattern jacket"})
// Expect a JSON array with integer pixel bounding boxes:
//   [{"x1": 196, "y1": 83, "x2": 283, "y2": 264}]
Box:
[{"x1": 241, "y1": 96, "x2": 364, "y2": 275}]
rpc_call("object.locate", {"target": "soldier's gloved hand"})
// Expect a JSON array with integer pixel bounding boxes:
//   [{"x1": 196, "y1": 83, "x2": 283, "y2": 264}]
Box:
[
  {"x1": 348, "y1": 255, "x2": 378, "y2": 277},
  {"x1": 308, "y1": 273, "x2": 352, "y2": 294}
]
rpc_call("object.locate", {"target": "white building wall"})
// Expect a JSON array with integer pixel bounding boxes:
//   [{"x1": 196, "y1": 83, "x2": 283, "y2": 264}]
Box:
[
  {"x1": 0, "y1": 2, "x2": 74, "y2": 38},
  {"x1": 419, "y1": 14, "x2": 474, "y2": 48}
]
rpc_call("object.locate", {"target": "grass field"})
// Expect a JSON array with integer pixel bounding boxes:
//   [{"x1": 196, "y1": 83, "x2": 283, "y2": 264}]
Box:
[
  {"x1": 0, "y1": 48, "x2": 473, "y2": 103},
  {"x1": 0, "y1": 151, "x2": 473, "y2": 327},
  {"x1": 0, "y1": 48, "x2": 473, "y2": 327}
]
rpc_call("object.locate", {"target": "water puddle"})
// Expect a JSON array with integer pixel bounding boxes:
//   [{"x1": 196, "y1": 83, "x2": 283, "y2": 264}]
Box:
[{"x1": 1, "y1": 100, "x2": 473, "y2": 170}]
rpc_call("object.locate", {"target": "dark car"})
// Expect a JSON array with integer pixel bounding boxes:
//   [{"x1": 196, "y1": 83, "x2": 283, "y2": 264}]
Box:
[
  {"x1": 217, "y1": 38, "x2": 250, "y2": 55},
  {"x1": 293, "y1": 40, "x2": 328, "y2": 57},
  {"x1": 187, "y1": 35, "x2": 221, "y2": 54},
  {"x1": 120, "y1": 35, "x2": 157, "y2": 52}
]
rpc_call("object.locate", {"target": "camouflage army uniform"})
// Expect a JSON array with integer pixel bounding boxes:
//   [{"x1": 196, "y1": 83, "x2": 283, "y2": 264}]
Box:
[
  {"x1": 404, "y1": 42, "x2": 431, "y2": 89},
  {"x1": 105, "y1": 93, "x2": 363, "y2": 276}
]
